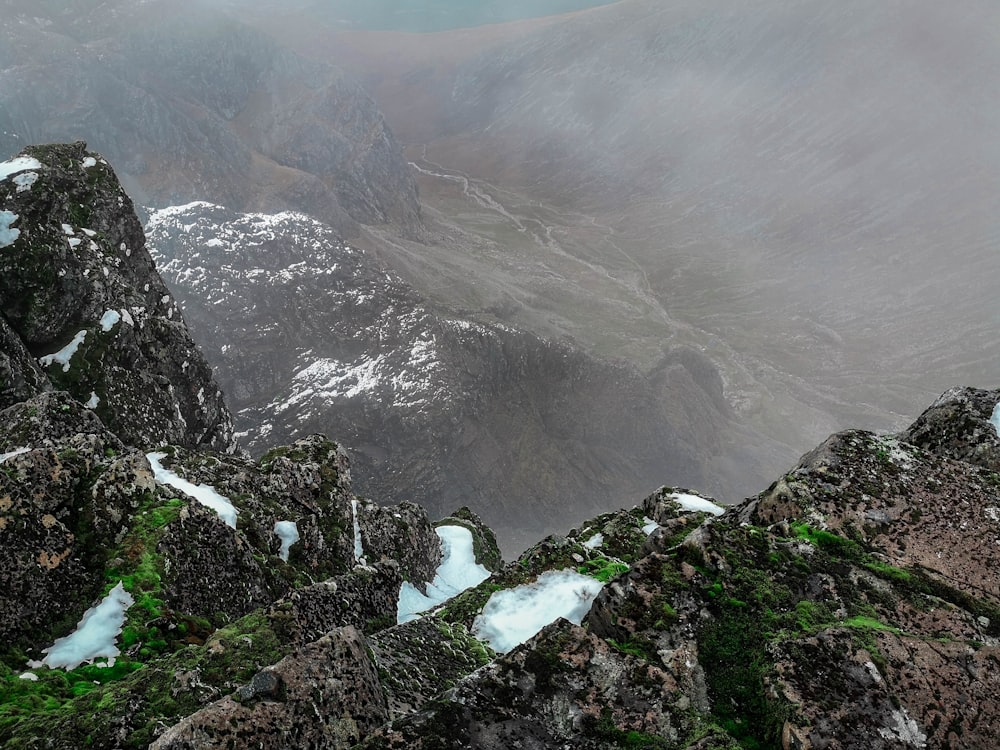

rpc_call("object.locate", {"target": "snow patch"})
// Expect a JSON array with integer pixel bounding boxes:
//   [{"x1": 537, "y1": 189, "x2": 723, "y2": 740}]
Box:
[
  {"x1": 146, "y1": 452, "x2": 238, "y2": 528},
  {"x1": 397, "y1": 525, "x2": 491, "y2": 624},
  {"x1": 82, "y1": 157, "x2": 97, "y2": 168},
  {"x1": 18, "y1": 672, "x2": 38, "y2": 681},
  {"x1": 583, "y1": 532, "x2": 604, "y2": 549},
  {"x1": 0, "y1": 447, "x2": 31, "y2": 463},
  {"x1": 0, "y1": 210, "x2": 20, "y2": 248},
  {"x1": 39, "y1": 330, "x2": 87, "y2": 371},
  {"x1": 352, "y1": 498, "x2": 366, "y2": 563},
  {"x1": 61, "y1": 223, "x2": 75, "y2": 235},
  {"x1": 273, "y1": 521, "x2": 299, "y2": 562},
  {"x1": 642, "y1": 517, "x2": 659, "y2": 534},
  {"x1": 12, "y1": 171, "x2": 38, "y2": 192},
  {"x1": 38, "y1": 582, "x2": 134, "y2": 670},
  {"x1": 472, "y1": 569, "x2": 604, "y2": 653},
  {"x1": 669, "y1": 493, "x2": 725, "y2": 516},
  {"x1": 84, "y1": 392, "x2": 100, "y2": 409},
  {"x1": 99, "y1": 309, "x2": 121, "y2": 332},
  {"x1": 991, "y1": 402, "x2": 1000, "y2": 438},
  {"x1": 0, "y1": 156, "x2": 42, "y2": 181}
]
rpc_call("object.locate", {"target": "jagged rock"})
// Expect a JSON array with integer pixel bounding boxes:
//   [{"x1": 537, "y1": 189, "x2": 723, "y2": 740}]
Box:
[
  {"x1": 150, "y1": 626, "x2": 388, "y2": 750},
  {"x1": 358, "y1": 498, "x2": 442, "y2": 584},
  {"x1": 362, "y1": 619, "x2": 737, "y2": 749},
  {"x1": 0, "y1": 393, "x2": 136, "y2": 652},
  {"x1": 0, "y1": 142, "x2": 233, "y2": 451},
  {"x1": 0, "y1": 313, "x2": 49, "y2": 409},
  {"x1": 898, "y1": 385, "x2": 1000, "y2": 470},
  {"x1": 269, "y1": 562, "x2": 403, "y2": 644},
  {"x1": 369, "y1": 616, "x2": 495, "y2": 720}
]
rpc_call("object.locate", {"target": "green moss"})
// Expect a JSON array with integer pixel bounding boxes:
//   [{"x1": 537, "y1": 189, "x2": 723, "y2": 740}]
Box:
[{"x1": 578, "y1": 556, "x2": 629, "y2": 583}]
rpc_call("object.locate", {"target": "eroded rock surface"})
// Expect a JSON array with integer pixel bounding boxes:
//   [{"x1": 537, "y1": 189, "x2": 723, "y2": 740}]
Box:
[{"x1": 0, "y1": 142, "x2": 233, "y2": 451}]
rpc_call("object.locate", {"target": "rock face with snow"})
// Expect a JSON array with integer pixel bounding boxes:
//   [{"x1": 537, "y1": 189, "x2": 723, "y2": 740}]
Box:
[
  {"x1": 145, "y1": 200, "x2": 738, "y2": 552},
  {"x1": 0, "y1": 142, "x2": 233, "y2": 451}
]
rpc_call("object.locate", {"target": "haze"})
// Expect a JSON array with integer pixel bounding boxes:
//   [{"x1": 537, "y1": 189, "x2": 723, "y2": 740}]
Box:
[{"x1": 3, "y1": 0, "x2": 998, "y2": 549}]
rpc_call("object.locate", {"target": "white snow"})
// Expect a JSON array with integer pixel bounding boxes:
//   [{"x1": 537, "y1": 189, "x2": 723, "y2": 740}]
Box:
[
  {"x1": 669, "y1": 493, "x2": 725, "y2": 516},
  {"x1": 39, "y1": 330, "x2": 87, "y2": 371},
  {"x1": 61, "y1": 223, "x2": 74, "y2": 235},
  {"x1": 351, "y1": 498, "x2": 366, "y2": 563},
  {"x1": 642, "y1": 517, "x2": 659, "y2": 534},
  {"x1": 0, "y1": 156, "x2": 42, "y2": 181},
  {"x1": 0, "y1": 447, "x2": 31, "y2": 463},
  {"x1": 273, "y1": 520, "x2": 299, "y2": 562},
  {"x1": 583, "y1": 532, "x2": 604, "y2": 549},
  {"x1": 84, "y1": 392, "x2": 100, "y2": 409},
  {"x1": 12, "y1": 171, "x2": 38, "y2": 192},
  {"x1": 99, "y1": 310, "x2": 121, "y2": 332},
  {"x1": 397, "y1": 525, "x2": 491, "y2": 624},
  {"x1": 18, "y1": 672, "x2": 38, "y2": 681},
  {"x1": 82, "y1": 157, "x2": 97, "y2": 168},
  {"x1": 146, "y1": 452, "x2": 238, "y2": 528},
  {"x1": 991, "y1": 402, "x2": 1000, "y2": 438},
  {"x1": 472, "y1": 569, "x2": 604, "y2": 653},
  {"x1": 39, "y1": 582, "x2": 134, "y2": 670},
  {"x1": 0, "y1": 210, "x2": 20, "y2": 248}
]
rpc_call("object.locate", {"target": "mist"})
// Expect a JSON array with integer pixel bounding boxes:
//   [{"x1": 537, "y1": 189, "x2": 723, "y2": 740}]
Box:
[{"x1": 3, "y1": 0, "x2": 998, "y2": 547}]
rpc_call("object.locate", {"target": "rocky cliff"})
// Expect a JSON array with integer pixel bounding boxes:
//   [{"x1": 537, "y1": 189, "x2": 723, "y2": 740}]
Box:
[
  {"x1": 143, "y1": 200, "x2": 746, "y2": 554},
  {"x1": 0, "y1": 142, "x2": 232, "y2": 451}
]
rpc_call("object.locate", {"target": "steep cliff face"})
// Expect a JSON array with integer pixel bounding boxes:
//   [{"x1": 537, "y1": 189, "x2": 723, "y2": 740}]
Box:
[{"x1": 0, "y1": 142, "x2": 232, "y2": 451}]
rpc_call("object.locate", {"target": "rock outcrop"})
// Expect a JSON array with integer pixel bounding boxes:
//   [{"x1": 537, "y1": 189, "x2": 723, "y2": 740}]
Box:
[{"x1": 0, "y1": 142, "x2": 233, "y2": 451}]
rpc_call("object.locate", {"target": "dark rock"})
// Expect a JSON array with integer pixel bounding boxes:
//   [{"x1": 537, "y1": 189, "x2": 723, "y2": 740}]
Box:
[
  {"x1": 235, "y1": 669, "x2": 283, "y2": 704},
  {"x1": 151, "y1": 626, "x2": 389, "y2": 750},
  {"x1": 898, "y1": 385, "x2": 1000, "y2": 470},
  {"x1": 0, "y1": 142, "x2": 234, "y2": 451},
  {"x1": 369, "y1": 616, "x2": 495, "y2": 720}
]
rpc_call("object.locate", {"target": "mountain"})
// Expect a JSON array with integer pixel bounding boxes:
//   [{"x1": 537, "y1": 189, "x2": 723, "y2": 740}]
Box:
[
  {"x1": 0, "y1": 142, "x2": 232, "y2": 451},
  {"x1": 277, "y1": 0, "x2": 1000, "y2": 473},
  {"x1": 143, "y1": 200, "x2": 774, "y2": 554},
  {"x1": 0, "y1": 1, "x2": 419, "y2": 238},
  {"x1": 3, "y1": 143, "x2": 1000, "y2": 748}
]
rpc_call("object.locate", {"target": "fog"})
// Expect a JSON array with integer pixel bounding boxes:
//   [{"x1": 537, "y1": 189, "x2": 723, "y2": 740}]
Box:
[{"x1": 3, "y1": 0, "x2": 1000, "y2": 541}]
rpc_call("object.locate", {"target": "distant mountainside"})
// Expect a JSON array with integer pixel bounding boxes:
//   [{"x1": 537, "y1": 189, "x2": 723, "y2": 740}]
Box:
[
  {"x1": 0, "y1": 1, "x2": 419, "y2": 238},
  {"x1": 145, "y1": 201, "x2": 773, "y2": 553},
  {"x1": 294, "y1": 0, "x2": 1000, "y2": 476}
]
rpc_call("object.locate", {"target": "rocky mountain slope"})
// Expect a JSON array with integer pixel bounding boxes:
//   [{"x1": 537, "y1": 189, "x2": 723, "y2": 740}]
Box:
[
  {"x1": 0, "y1": 142, "x2": 232, "y2": 451},
  {"x1": 144, "y1": 200, "x2": 768, "y2": 553},
  {"x1": 0, "y1": 1, "x2": 419, "y2": 238},
  {"x1": 3, "y1": 141, "x2": 1000, "y2": 748}
]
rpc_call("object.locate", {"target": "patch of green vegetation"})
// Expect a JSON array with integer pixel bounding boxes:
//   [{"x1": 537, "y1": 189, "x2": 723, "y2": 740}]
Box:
[
  {"x1": 790, "y1": 523, "x2": 863, "y2": 561},
  {"x1": 607, "y1": 638, "x2": 647, "y2": 658},
  {"x1": 581, "y1": 707, "x2": 670, "y2": 749},
  {"x1": 437, "y1": 581, "x2": 502, "y2": 627},
  {"x1": 3, "y1": 607, "x2": 289, "y2": 748},
  {"x1": 578, "y1": 556, "x2": 629, "y2": 583}
]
